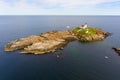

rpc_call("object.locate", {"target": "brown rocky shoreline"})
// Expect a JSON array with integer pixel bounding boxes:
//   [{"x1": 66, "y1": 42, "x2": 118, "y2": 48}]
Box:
[{"x1": 5, "y1": 27, "x2": 110, "y2": 54}]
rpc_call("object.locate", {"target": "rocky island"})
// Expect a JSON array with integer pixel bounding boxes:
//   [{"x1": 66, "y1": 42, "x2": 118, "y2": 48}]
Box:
[
  {"x1": 112, "y1": 47, "x2": 120, "y2": 56},
  {"x1": 5, "y1": 25, "x2": 110, "y2": 54}
]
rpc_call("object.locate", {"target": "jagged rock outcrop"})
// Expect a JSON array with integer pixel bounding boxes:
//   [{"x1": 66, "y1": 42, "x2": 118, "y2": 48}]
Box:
[
  {"x1": 5, "y1": 27, "x2": 110, "y2": 54},
  {"x1": 5, "y1": 30, "x2": 77, "y2": 54},
  {"x1": 5, "y1": 36, "x2": 41, "y2": 51},
  {"x1": 21, "y1": 39, "x2": 68, "y2": 54}
]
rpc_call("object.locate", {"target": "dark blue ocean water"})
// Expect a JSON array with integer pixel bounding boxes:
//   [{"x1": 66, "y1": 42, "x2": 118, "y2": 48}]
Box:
[{"x1": 0, "y1": 16, "x2": 120, "y2": 80}]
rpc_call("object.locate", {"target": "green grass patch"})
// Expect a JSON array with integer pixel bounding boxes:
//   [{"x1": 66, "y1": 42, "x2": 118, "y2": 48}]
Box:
[{"x1": 73, "y1": 27, "x2": 97, "y2": 36}]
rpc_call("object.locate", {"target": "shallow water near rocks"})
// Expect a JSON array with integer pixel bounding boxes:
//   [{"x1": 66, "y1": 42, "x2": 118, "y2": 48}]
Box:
[{"x1": 0, "y1": 16, "x2": 120, "y2": 80}]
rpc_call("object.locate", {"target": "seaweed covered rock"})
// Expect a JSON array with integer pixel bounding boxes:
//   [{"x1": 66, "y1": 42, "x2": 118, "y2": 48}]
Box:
[{"x1": 72, "y1": 27, "x2": 110, "y2": 42}]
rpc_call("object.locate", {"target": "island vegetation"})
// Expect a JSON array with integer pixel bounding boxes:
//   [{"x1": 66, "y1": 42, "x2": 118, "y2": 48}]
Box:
[{"x1": 72, "y1": 26, "x2": 109, "y2": 42}]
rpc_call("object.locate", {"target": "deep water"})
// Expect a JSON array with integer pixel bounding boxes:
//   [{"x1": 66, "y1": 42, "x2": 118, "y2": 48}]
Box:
[{"x1": 0, "y1": 16, "x2": 120, "y2": 80}]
